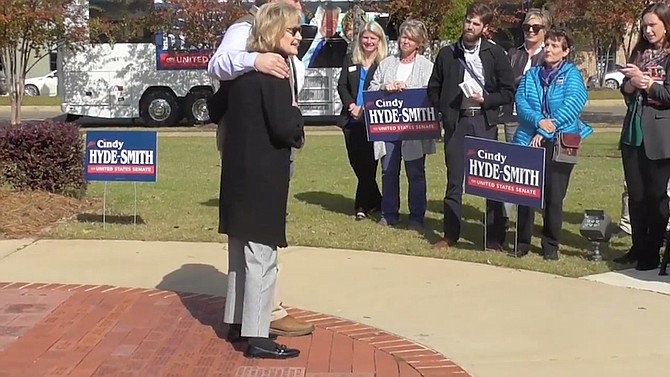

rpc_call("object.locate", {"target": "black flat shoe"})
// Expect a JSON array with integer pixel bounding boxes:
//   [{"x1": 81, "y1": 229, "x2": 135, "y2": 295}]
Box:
[{"x1": 244, "y1": 343, "x2": 300, "y2": 359}]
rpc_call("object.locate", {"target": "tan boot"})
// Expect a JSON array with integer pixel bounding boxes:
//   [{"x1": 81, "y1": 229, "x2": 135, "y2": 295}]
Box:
[{"x1": 270, "y1": 315, "x2": 314, "y2": 337}]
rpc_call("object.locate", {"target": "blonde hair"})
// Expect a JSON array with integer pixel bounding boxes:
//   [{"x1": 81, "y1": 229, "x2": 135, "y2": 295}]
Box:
[
  {"x1": 523, "y1": 8, "x2": 552, "y2": 28},
  {"x1": 398, "y1": 19, "x2": 428, "y2": 54},
  {"x1": 351, "y1": 21, "x2": 388, "y2": 65},
  {"x1": 247, "y1": 2, "x2": 302, "y2": 53}
]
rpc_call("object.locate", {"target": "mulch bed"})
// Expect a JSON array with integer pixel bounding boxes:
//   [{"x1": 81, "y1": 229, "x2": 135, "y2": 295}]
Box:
[{"x1": 0, "y1": 189, "x2": 98, "y2": 239}]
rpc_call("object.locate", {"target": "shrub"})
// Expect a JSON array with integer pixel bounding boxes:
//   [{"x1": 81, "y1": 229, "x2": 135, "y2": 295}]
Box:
[{"x1": 0, "y1": 121, "x2": 86, "y2": 197}]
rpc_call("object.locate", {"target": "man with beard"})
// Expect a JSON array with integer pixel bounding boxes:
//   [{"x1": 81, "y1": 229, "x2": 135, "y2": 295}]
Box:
[{"x1": 427, "y1": 2, "x2": 515, "y2": 251}]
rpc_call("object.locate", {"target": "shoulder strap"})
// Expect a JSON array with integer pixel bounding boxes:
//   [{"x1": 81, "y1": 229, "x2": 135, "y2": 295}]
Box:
[{"x1": 449, "y1": 44, "x2": 488, "y2": 95}]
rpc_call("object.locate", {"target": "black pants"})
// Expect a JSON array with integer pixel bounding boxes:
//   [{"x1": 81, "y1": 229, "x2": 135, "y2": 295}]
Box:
[
  {"x1": 343, "y1": 122, "x2": 381, "y2": 213},
  {"x1": 621, "y1": 143, "x2": 670, "y2": 262},
  {"x1": 517, "y1": 141, "x2": 573, "y2": 256},
  {"x1": 443, "y1": 114, "x2": 505, "y2": 244}
]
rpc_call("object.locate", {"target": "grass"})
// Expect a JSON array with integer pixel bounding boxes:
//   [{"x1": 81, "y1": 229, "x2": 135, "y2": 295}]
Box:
[
  {"x1": 0, "y1": 96, "x2": 62, "y2": 106},
  {"x1": 587, "y1": 89, "x2": 622, "y2": 101},
  {"x1": 48, "y1": 132, "x2": 631, "y2": 278},
  {"x1": 0, "y1": 92, "x2": 621, "y2": 106}
]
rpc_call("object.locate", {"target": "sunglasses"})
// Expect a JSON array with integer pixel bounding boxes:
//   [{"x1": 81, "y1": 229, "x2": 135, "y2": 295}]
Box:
[
  {"x1": 286, "y1": 27, "x2": 301, "y2": 36},
  {"x1": 522, "y1": 24, "x2": 545, "y2": 34}
]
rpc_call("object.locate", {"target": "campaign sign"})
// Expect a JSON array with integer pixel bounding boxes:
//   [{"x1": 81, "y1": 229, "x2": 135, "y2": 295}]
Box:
[
  {"x1": 362, "y1": 88, "x2": 441, "y2": 142},
  {"x1": 85, "y1": 131, "x2": 158, "y2": 183},
  {"x1": 154, "y1": 33, "x2": 213, "y2": 70},
  {"x1": 463, "y1": 136, "x2": 545, "y2": 208}
]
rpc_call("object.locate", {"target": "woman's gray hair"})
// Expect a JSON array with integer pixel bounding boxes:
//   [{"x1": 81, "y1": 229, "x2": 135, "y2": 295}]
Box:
[
  {"x1": 523, "y1": 8, "x2": 552, "y2": 28},
  {"x1": 398, "y1": 19, "x2": 429, "y2": 54}
]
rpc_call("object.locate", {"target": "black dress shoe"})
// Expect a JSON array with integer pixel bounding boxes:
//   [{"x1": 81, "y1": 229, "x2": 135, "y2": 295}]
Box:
[
  {"x1": 635, "y1": 259, "x2": 660, "y2": 271},
  {"x1": 244, "y1": 343, "x2": 300, "y2": 359}
]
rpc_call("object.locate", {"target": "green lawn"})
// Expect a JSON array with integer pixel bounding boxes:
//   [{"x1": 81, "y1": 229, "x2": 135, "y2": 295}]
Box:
[
  {"x1": 587, "y1": 89, "x2": 622, "y2": 100},
  {"x1": 0, "y1": 96, "x2": 62, "y2": 106},
  {"x1": 48, "y1": 132, "x2": 631, "y2": 277},
  {"x1": 0, "y1": 92, "x2": 620, "y2": 106}
]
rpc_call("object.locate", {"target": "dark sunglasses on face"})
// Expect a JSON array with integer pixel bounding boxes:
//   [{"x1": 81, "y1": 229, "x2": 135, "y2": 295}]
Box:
[
  {"x1": 522, "y1": 24, "x2": 545, "y2": 34},
  {"x1": 286, "y1": 27, "x2": 301, "y2": 36}
]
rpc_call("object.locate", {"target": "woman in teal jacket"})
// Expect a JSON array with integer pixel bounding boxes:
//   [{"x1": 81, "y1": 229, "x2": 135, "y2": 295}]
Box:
[{"x1": 512, "y1": 29, "x2": 593, "y2": 260}]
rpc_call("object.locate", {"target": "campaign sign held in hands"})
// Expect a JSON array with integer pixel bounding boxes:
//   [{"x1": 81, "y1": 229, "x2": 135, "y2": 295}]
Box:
[
  {"x1": 85, "y1": 131, "x2": 158, "y2": 183},
  {"x1": 464, "y1": 136, "x2": 545, "y2": 208},
  {"x1": 363, "y1": 88, "x2": 441, "y2": 142}
]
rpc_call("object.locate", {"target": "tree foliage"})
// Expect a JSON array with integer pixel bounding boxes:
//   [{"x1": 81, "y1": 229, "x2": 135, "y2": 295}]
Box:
[
  {"x1": 387, "y1": 0, "x2": 452, "y2": 41},
  {"x1": 0, "y1": 0, "x2": 88, "y2": 125},
  {"x1": 149, "y1": 0, "x2": 247, "y2": 50}
]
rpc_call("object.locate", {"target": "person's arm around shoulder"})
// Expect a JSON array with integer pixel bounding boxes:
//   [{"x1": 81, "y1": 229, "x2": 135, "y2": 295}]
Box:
[
  {"x1": 515, "y1": 68, "x2": 551, "y2": 139},
  {"x1": 551, "y1": 65, "x2": 588, "y2": 133},
  {"x1": 260, "y1": 75, "x2": 304, "y2": 149},
  {"x1": 337, "y1": 55, "x2": 356, "y2": 111},
  {"x1": 208, "y1": 22, "x2": 290, "y2": 81},
  {"x1": 427, "y1": 47, "x2": 447, "y2": 108},
  {"x1": 481, "y1": 46, "x2": 515, "y2": 110},
  {"x1": 645, "y1": 57, "x2": 670, "y2": 106}
]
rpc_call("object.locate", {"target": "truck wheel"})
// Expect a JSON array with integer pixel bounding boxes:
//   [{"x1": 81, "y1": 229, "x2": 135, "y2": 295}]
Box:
[
  {"x1": 184, "y1": 89, "x2": 212, "y2": 125},
  {"x1": 140, "y1": 89, "x2": 181, "y2": 127}
]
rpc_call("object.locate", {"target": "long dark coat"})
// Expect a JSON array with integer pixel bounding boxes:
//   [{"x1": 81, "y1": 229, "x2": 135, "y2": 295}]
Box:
[{"x1": 218, "y1": 71, "x2": 304, "y2": 247}]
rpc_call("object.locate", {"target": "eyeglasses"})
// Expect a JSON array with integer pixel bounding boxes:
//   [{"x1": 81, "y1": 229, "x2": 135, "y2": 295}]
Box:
[
  {"x1": 286, "y1": 27, "x2": 301, "y2": 36},
  {"x1": 522, "y1": 24, "x2": 545, "y2": 34}
]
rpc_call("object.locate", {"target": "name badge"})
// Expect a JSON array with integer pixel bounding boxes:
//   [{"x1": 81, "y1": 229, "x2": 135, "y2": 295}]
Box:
[
  {"x1": 348, "y1": 66, "x2": 357, "y2": 72},
  {"x1": 556, "y1": 77, "x2": 565, "y2": 85}
]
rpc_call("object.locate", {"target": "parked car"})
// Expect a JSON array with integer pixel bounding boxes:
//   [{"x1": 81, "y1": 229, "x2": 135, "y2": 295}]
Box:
[
  {"x1": 24, "y1": 70, "x2": 58, "y2": 96},
  {"x1": 587, "y1": 64, "x2": 624, "y2": 90}
]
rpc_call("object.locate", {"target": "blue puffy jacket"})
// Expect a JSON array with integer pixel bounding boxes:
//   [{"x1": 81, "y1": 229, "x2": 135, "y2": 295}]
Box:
[{"x1": 512, "y1": 62, "x2": 593, "y2": 146}]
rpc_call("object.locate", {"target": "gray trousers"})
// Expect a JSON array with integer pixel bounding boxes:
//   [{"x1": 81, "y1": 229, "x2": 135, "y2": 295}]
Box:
[
  {"x1": 224, "y1": 237, "x2": 278, "y2": 337},
  {"x1": 501, "y1": 122, "x2": 519, "y2": 218}
]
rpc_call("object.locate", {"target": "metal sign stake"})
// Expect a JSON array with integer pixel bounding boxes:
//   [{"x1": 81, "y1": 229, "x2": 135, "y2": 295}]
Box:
[
  {"x1": 103, "y1": 181, "x2": 108, "y2": 231},
  {"x1": 133, "y1": 182, "x2": 138, "y2": 226}
]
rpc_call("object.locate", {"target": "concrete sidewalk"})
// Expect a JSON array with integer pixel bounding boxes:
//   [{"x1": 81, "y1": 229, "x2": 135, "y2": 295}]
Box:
[{"x1": 0, "y1": 239, "x2": 668, "y2": 377}]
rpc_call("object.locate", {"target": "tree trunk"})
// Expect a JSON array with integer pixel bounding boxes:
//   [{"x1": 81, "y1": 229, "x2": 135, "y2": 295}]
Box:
[{"x1": 9, "y1": 76, "x2": 24, "y2": 125}]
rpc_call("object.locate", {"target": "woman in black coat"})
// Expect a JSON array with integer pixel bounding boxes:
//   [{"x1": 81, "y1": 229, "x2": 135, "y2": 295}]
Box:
[
  {"x1": 218, "y1": 2, "x2": 304, "y2": 359},
  {"x1": 336, "y1": 21, "x2": 388, "y2": 221}
]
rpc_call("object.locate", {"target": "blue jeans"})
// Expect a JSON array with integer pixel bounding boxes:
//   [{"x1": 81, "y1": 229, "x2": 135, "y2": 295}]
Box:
[{"x1": 380, "y1": 141, "x2": 427, "y2": 226}]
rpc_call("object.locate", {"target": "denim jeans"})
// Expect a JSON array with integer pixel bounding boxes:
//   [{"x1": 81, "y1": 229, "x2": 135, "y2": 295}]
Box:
[{"x1": 380, "y1": 141, "x2": 427, "y2": 226}]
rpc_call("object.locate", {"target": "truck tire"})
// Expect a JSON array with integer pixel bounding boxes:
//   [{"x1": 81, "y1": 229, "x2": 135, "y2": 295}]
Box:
[
  {"x1": 140, "y1": 89, "x2": 182, "y2": 127},
  {"x1": 184, "y1": 89, "x2": 212, "y2": 125}
]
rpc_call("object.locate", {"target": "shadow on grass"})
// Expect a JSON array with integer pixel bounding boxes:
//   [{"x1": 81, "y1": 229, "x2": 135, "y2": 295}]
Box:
[
  {"x1": 294, "y1": 191, "x2": 354, "y2": 216},
  {"x1": 76, "y1": 213, "x2": 146, "y2": 225},
  {"x1": 156, "y1": 263, "x2": 246, "y2": 351},
  {"x1": 200, "y1": 198, "x2": 219, "y2": 207}
]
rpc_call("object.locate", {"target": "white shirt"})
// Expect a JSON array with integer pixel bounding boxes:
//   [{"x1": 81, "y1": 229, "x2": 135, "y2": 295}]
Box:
[
  {"x1": 396, "y1": 62, "x2": 414, "y2": 82},
  {"x1": 461, "y1": 39, "x2": 485, "y2": 109},
  {"x1": 207, "y1": 18, "x2": 305, "y2": 93}
]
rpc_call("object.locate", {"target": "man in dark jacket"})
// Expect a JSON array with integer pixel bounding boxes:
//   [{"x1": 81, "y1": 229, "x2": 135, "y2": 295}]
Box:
[{"x1": 427, "y1": 2, "x2": 515, "y2": 251}]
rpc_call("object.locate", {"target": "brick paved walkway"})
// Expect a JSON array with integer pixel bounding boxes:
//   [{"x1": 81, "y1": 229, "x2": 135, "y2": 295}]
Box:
[{"x1": 0, "y1": 282, "x2": 469, "y2": 377}]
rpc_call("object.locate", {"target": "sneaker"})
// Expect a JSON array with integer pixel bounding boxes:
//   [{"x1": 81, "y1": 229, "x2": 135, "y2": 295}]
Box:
[{"x1": 355, "y1": 211, "x2": 367, "y2": 221}]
